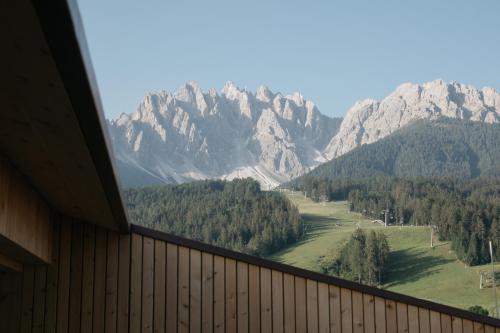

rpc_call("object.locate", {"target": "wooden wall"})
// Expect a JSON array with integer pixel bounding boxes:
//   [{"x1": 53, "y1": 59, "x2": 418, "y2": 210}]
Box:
[
  {"x1": 1, "y1": 218, "x2": 498, "y2": 333},
  {"x1": 0, "y1": 155, "x2": 52, "y2": 263}
]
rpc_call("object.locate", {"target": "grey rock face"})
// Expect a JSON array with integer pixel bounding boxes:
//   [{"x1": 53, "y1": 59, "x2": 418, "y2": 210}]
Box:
[{"x1": 108, "y1": 82, "x2": 341, "y2": 189}]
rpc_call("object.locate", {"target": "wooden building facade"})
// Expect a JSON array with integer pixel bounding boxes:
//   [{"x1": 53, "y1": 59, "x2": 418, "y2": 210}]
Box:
[{"x1": 0, "y1": 0, "x2": 499, "y2": 332}]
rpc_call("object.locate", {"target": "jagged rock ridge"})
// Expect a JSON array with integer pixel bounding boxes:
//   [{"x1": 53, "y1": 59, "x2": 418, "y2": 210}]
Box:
[
  {"x1": 108, "y1": 82, "x2": 341, "y2": 189},
  {"x1": 108, "y1": 80, "x2": 500, "y2": 188}
]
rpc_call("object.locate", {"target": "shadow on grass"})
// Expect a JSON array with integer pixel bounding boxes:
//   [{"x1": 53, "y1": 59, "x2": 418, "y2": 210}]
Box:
[
  {"x1": 268, "y1": 213, "x2": 341, "y2": 263},
  {"x1": 384, "y1": 247, "x2": 454, "y2": 288}
]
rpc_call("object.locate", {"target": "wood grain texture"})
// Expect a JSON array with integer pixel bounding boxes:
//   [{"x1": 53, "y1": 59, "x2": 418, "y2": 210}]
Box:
[
  {"x1": 178, "y1": 246, "x2": 190, "y2": 333},
  {"x1": 225, "y1": 258, "x2": 237, "y2": 333},
  {"x1": 142, "y1": 237, "x2": 154, "y2": 333},
  {"x1": 213, "y1": 255, "x2": 225, "y2": 333},
  {"x1": 190, "y1": 249, "x2": 201, "y2": 333},
  {"x1": 284, "y1": 273, "x2": 296, "y2": 333},
  {"x1": 272, "y1": 270, "x2": 284, "y2": 333},
  {"x1": 352, "y1": 291, "x2": 364, "y2": 333},
  {"x1": 10, "y1": 219, "x2": 500, "y2": 333},
  {"x1": 330, "y1": 285, "x2": 342, "y2": 333},
  {"x1": 295, "y1": 276, "x2": 307, "y2": 333},
  {"x1": 318, "y1": 282, "x2": 330, "y2": 333},
  {"x1": 154, "y1": 240, "x2": 166, "y2": 333},
  {"x1": 341, "y1": 288, "x2": 353, "y2": 333},
  {"x1": 249, "y1": 264, "x2": 260, "y2": 333},
  {"x1": 363, "y1": 293, "x2": 376, "y2": 333},
  {"x1": 201, "y1": 252, "x2": 214, "y2": 333},
  {"x1": 237, "y1": 261, "x2": 249, "y2": 333},
  {"x1": 105, "y1": 232, "x2": 119, "y2": 333},
  {"x1": 130, "y1": 233, "x2": 143, "y2": 333},
  {"x1": 260, "y1": 267, "x2": 272, "y2": 333},
  {"x1": 166, "y1": 243, "x2": 178, "y2": 333},
  {"x1": 307, "y1": 279, "x2": 319, "y2": 333}
]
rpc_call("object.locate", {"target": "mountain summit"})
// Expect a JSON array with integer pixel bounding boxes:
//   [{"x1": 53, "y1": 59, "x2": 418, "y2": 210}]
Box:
[
  {"x1": 108, "y1": 80, "x2": 500, "y2": 188},
  {"x1": 108, "y1": 82, "x2": 341, "y2": 188}
]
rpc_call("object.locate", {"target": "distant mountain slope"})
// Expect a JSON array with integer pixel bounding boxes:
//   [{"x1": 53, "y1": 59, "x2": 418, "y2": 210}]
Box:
[
  {"x1": 108, "y1": 80, "x2": 500, "y2": 188},
  {"x1": 108, "y1": 82, "x2": 341, "y2": 189},
  {"x1": 293, "y1": 118, "x2": 500, "y2": 182},
  {"x1": 325, "y1": 80, "x2": 500, "y2": 159}
]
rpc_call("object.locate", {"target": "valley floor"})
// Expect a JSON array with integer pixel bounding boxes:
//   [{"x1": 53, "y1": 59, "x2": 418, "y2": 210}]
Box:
[{"x1": 269, "y1": 191, "x2": 499, "y2": 314}]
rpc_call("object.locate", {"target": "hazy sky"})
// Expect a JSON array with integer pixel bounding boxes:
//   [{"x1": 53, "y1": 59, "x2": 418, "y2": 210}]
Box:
[{"x1": 77, "y1": 0, "x2": 500, "y2": 119}]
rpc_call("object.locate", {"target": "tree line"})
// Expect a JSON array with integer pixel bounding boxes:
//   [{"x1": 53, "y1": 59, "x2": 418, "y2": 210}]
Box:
[
  {"x1": 320, "y1": 229, "x2": 390, "y2": 285},
  {"x1": 298, "y1": 176, "x2": 500, "y2": 266},
  {"x1": 123, "y1": 178, "x2": 304, "y2": 256}
]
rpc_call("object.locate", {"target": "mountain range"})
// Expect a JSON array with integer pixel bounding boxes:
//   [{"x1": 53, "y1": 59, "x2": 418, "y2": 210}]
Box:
[{"x1": 107, "y1": 80, "x2": 500, "y2": 188}]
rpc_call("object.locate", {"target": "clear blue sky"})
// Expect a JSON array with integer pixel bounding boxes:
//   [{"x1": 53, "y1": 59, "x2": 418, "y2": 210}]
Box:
[{"x1": 77, "y1": 0, "x2": 500, "y2": 119}]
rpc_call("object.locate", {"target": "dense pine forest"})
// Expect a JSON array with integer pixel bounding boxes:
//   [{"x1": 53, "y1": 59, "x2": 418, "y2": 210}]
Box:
[
  {"x1": 320, "y1": 229, "x2": 390, "y2": 285},
  {"x1": 292, "y1": 119, "x2": 500, "y2": 182},
  {"x1": 124, "y1": 178, "x2": 303, "y2": 256}
]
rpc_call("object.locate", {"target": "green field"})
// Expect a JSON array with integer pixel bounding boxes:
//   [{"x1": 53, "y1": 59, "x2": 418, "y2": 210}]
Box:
[{"x1": 270, "y1": 191, "x2": 499, "y2": 314}]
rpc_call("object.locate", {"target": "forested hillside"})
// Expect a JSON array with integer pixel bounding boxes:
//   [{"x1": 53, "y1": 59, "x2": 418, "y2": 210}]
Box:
[
  {"x1": 123, "y1": 178, "x2": 303, "y2": 256},
  {"x1": 297, "y1": 176, "x2": 500, "y2": 265},
  {"x1": 287, "y1": 119, "x2": 500, "y2": 265},
  {"x1": 292, "y1": 118, "x2": 500, "y2": 182}
]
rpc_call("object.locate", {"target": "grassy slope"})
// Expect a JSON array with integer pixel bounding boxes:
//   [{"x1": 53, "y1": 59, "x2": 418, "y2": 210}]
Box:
[{"x1": 269, "y1": 191, "x2": 499, "y2": 313}]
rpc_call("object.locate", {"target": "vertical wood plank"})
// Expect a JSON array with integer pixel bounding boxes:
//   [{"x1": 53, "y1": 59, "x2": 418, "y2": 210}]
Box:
[
  {"x1": 201, "y1": 252, "x2": 214, "y2": 333},
  {"x1": 408, "y1": 305, "x2": 419, "y2": 333},
  {"x1": 237, "y1": 262, "x2": 249, "y2": 333},
  {"x1": 166, "y1": 243, "x2": 178, "y2": 333},
  {"x1": 386, "y1": 300, "x2": 398, "y2": 333},
  {"x1": 318, "y1": 282, "x2": 330, "y2": 333},
  {"x1": 341, "y1": 288, "x2": 353, "y2": 333},
  {"x1": 363, "y1": 293, "x2": 376, "y2": 333},
  {"x1": 397, "y1": 302, "x2": 409, "y2": 333},
  {"x1": 307, "y1": 279, "x2": 319, "y2": 333},
  {"x1": 32, "y1": 264, "x2": 47, "y2": 332},
  {"x1": 352, "y1": 291, "x2": 364, "y2": 333},
  {"x1": 473, "y1": 322, "x2": 484, "y2": 333},
  {"x1": 142, "y1": 236, "x2": 154, "y2": 333},
  {"x1": 190, "y1": 249, "x2": 202, "y2": 333},
  {"x1": 105, "y1": 232, "x2": 119, "y2": 333},
  {"x1": 44, "y1": 218, "x2": 60, "y2": 333},
  {"x1": 68, "y1": 222, "x2": 83, "y2": 333},
  {"x1": 249, "y1": 264, "x2": 261, "y2": 333},
  {"x1": 430, "y1": 311, "x2": 441, "y2": 333},
  {"x1": 441, "y1": 314, "x2": 452, "y2": 333},
  {"x1": 225, "y1": 258, "x2": 237, "y2": 333},
  {"x1": 451, "y1": 317, "x2": 462, "y2": 333},
  {"x1": 213, "y1": 255, "x2": 225, "y2": 333},
  {"x1": 295, "y1": 276, "x2": 307, "y2": 333},
  {"x1": 261, "y1": 267, "x2": 272, "y2": 333},
  {"x1": 56, "y1": 220, "x2": 72, "y2": 333},
  {"x1": 272, "y1": 270, "x2": 284, "y2": 333},
  {"x1": 462, "y1": 319, "x2": 472, "y2": 333},
  {"x1": 283, "y1": 273, "x2": 296, "y2": 333},
  {"x1": 330, "y1": 285, "x2": 342, "y2": 333},
  {"x1": 419, "y1": 308, "x2": 431, "y2": 333},
  {"x1": 397, "y1": 302, "x2": 408, "y2": 333},
  {"x1": 117, "y1": 234, "x2": 131, "y2": 333},
  {"x1": 130, "y1": 233, "x2": 143, "y2": 333},
  {"x1": 0, "y1": 271, "x2": 23, "y2": 333},
  {"x1": 154, "y1": 240, "x2": 166, "y2": 333},
  {"x1": 93, "y1": 227, "x2": 107, "y2": 333},
  {"x1": 484, "y1": 326, "x2": 494, "y2": 333},
  {"x1": 21, "y1": 265, "x2": 35, "y2": 333},
  {"x1": 375, "y1": 297, "x2": 387, "y2": 333},
  {"x1": 178, "y1": 246, "x2": 190, "y2": 333},
  {"x1": 81, "y1": 223, "x2": 95, "y2": 333}
]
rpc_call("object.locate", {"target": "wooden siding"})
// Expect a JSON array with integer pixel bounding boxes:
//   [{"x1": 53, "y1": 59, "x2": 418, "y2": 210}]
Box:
[
  {"x1": 0, "y1": 155, "x2": 52, "y2": 263},
  {"x1": 1, "y1": 219, "x2": 498, "y2": 332}
]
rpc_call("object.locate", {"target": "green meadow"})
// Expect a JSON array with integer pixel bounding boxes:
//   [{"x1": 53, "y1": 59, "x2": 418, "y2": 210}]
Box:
[{"x1": 269, "y1": 191, "x2": 499, "y2": 314}]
